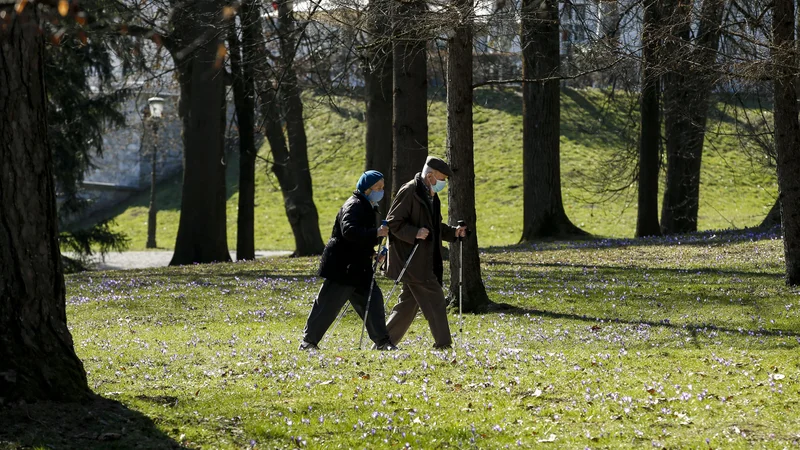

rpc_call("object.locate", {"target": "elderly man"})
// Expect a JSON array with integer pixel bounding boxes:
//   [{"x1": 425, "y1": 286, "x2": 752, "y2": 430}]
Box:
[
  {"x1": 384, "y1": 156, "x2": 467, "y2": 349},
  {"x1": 300, "y1": 170, "x2": 396, "y2": 350}
]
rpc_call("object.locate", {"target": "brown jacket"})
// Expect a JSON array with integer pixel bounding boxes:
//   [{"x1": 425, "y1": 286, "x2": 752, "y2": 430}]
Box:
[{"x1": 385, "y1": 174, "x2": 457, "y2": 284}]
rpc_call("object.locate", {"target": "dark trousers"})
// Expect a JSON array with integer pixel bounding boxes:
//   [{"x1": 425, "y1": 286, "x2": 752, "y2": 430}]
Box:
[{"x1": 302, "y1": 279, "x2": 391, "y2": 347}]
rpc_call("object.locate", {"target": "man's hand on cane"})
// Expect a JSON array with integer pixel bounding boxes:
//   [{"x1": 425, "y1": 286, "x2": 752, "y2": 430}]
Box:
[{"x1": 456, "y1": 224, "x2": 468, "y2": 238}]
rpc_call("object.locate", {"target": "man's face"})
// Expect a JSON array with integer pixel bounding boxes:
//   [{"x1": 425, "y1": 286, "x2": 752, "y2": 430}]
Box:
[{"x1": 427, "y1": 169, "x2": 447, "y2": 185}]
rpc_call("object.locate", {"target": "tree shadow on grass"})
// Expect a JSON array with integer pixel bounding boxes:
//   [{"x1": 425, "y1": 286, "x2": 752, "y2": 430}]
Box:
[
  {"x1": 489, "y1": 303, "x2": 800, "y2": 340},
  {"x1": 481, "y1": 226, "x2": 782, "y2": 254},
  {"x1": 0, "y1": 394, "x2": 185, "y2": 450},
  {"x1": 485, "y1": 261, "x2": 785, "y2": 281}
]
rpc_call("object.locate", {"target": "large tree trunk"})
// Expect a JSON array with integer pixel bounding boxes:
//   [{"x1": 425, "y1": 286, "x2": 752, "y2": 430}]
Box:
[
  {"x1": 0, "y1": 5, "x2": 89, "y2": 402},
  {"x1": 276, "y1": 0, "x2": 325, "y2": 256},
  {"x1": 229, "y1": 9, "x2": 257, "y2": 261},
  {"x1": 364, "y1": 0, "x2": 394, "y2": 216},
  {"x1": 636, "y1": 0, "x2": 663, "y2": 238},
  {"x1": 392, "y1": 0, "x2": 429, "y2": 195},
  {"x1": 446, "y1": 0, "x2": 490, "y2": 312},
  {"x1": 773, "y1": 0, "x2": 800, "y2": 285},
  {"x1": 520, "y1": 0, "x2": 586, "y2": 240},
  {"x1": 168, "y1": 1, "x2": 232, "y2": 265},
  {"x1": 661, "y1": 0, "x2": 724, "y2": 235}
]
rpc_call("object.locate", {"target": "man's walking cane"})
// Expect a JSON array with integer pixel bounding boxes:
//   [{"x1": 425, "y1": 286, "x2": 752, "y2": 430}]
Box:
[{"x1": 359, "y1": 221, "x2": 388, "y2": 349}]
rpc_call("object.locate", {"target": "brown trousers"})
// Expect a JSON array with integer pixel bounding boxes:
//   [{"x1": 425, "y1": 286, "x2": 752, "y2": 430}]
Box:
[{"x1": 385, "y1": 280, "x2": 452, "y2": 348}]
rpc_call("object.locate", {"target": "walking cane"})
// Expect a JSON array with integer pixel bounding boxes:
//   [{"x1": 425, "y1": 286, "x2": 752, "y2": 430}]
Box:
[
  {"x1": 384, "y1": 239, "x2": 422, "y2": 307},
  {"x1": 457, "y1": 220, "x2": 465, "y2": 346},
  {"x1": 359, "y1": 221, "x2": 388, "y2": 349}
]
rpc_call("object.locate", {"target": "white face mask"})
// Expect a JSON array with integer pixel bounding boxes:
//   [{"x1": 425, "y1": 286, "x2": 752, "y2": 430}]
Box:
[{"x1": 427, "y1": 173, "x2": 447, "y2": 193}]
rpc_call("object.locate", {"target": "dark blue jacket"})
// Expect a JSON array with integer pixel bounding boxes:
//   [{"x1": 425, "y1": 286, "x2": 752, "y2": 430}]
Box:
[{"x1": 318, "y1": 192, "x2": 381, "y2": 289}]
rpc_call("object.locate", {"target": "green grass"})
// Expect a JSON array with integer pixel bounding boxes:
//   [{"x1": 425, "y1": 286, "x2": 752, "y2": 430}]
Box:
[
  {"x1": 28, "y1": 231, "x2": 796, "y2": 448},
  {"x1": 104, "y1": 87, "x2": 778, "y2": 251}
]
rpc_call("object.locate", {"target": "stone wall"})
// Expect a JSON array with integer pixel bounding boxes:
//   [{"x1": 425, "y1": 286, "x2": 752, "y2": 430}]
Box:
[
  {"x1": 84, "y1": 93, "x2": 184, "y2": 191},
  {"x1": 76, "y1": 93, "x2": 184, "y2": 217}
]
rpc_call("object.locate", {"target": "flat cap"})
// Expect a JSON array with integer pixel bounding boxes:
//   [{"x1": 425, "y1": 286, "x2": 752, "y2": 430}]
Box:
[{"x1": 425, "y1": 156, "x2": 454, "y2": 177}]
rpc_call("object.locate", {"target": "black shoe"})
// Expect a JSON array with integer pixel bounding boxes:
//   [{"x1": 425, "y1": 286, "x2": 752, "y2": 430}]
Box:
[
  {"x1": 376, "y1": 342, "x2": 398, "y2": 351},
  {"x1": 299, "y1": 341, "x2": 319, "y2": 351}
]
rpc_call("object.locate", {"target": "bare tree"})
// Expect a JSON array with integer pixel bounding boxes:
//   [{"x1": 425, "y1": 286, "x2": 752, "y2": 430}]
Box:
[
  {"x1": 772, "y1": 0, "x2": 800, "y2": 284},
  {"x1": 635, "y1": 0, "x2": 662, "y2": 238},
  {"x1": 446, "y1": 0, "x2": 491, "y2": 311},
  {"x1": 229, "y1": 1, "x2": 258, "y2": 261},
  {"x1": 1, "y1": 2, "x2": 89, "y2": 402},
  {"x1": 168, "y1": 0, "x2": 232, "y2": 265},
  {"x1": 392, "y1": 0, "x2": 429, "y2": 193},
  {"x1": 364, "y1": 0, "x2": 394, "y2": 215},
  {"x1": 520, "y1": 0, "x2": 586, "y2": 240},
  {"x1": 661, "y1": 0, "x2": 725, "y2": 235}
]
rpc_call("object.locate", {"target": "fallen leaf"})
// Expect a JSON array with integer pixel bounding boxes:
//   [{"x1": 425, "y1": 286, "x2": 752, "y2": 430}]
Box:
[{"x1": 537, "y1": 433, "x2": 557, "y2": 443}]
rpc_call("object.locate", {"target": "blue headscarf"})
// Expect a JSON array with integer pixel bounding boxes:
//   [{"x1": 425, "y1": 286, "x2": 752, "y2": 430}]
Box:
[{"x1": 356, "y1": 170, "x2": 384, "y2": 193}]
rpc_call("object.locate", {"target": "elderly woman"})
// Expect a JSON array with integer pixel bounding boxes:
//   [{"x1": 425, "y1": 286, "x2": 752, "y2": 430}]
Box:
[{"x1": 300, "y1": 170, "x2": 396, "y2": 350}]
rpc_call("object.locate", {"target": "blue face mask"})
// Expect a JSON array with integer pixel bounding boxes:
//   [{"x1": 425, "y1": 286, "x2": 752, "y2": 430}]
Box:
[
  {"x1": 431, "y1": 178, "x2": 446, "y2": 193},
  {"x1": 367, "y1": 189, "x2": 384, "y2": 204}
]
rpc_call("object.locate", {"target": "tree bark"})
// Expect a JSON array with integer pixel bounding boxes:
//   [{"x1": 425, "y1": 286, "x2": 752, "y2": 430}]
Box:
[
  {"x1": 520, "y1": 0, "x2": 586, "y2": 240},
  {"x1": 392, "y1": 0, "x2": 429, "y2": 195},
  {"x1": 364, "y1": 0, "x2": 394, "y2": 216},
  {"x1": 229, "y1": 10, "x2": 257, "y2": 261},
  {"x1": 636, "y1": 0, "x2": 663, "y2": 238},
  {"x1": 446, "y1": 0, "x2": 490, "y2": 312},
  {"x1": 0, "y1": 5, "x2": 90, "y2": 402},
  {"x1": 275, "y1": 0, "x2": 325, "y2": 256},
  {"x1": 661, "y1": 0, "x2": 724, "y2": 235},
  {"x1": 168, "y1": 0, "x2": 232, "y2": 265},
  {"x1": 772, "y1": 0, "x2": 800, "y2": 285}
]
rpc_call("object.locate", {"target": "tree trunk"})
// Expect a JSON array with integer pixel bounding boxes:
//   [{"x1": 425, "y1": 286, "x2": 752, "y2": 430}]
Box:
[
  {"x1": 364, "y1": 0, "x2": 394, "y2": 216},
  {"x1": 520, "y1": 0, "x2": 586, "y2": 240},
  {"x1": 661, "y1": 0, "x2": 724, "y2": 235},
  {"x1": 168, "y1": 1, "x2": 232, "y2": 265},
  {"x1": 0, "y1": 5, "x2": 90, "y2": 402},
  {"x1": 772, "y1": 0, "x2": 800, "y2": 285},
  {"x1": 392, "y1": 0, "x2": 429, "y2": 195},
  {"x1": 446, "y1": 0, "x2": 490, "y2": 312},
  {"x1": 229, "y1": 11, "x2": 257, "y2": 261},
  {"x1": 276, "y1": 0, "x2": 325, "y2": 256},
  {"x1": 636, "y1": 0, "x2": 663, "y2": 238}
]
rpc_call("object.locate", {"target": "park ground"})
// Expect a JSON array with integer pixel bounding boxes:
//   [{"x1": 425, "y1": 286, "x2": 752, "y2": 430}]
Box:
[{"x1": 4, "y1": 227, "x2": 800, "y2": 449}]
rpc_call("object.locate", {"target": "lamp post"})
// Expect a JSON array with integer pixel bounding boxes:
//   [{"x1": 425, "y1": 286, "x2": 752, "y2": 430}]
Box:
[{"x1": 146, "y1": 96, "x2": 165, "y2": 249}]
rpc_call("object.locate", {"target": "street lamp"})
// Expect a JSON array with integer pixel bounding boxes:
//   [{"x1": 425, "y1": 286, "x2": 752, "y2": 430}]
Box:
[{"x1": 145, "y1": 96, "x2": 164, "y2": 249}]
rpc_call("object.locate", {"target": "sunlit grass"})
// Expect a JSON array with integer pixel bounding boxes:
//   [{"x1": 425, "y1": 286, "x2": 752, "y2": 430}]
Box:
[
  {"x1": 64, "y1": 230, "x2": 800, "y2": 449},
  {"x1": 105, "y1": 87, "x2": 777, "y2": 251}
]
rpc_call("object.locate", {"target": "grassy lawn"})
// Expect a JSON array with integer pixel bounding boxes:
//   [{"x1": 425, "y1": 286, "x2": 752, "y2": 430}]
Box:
[
  {"x1": 28, "y1": 230, "x2": 797, "y2": 448},
  {"x1": 102, "y1": 87, "x2": 778, "y2": 251}
]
